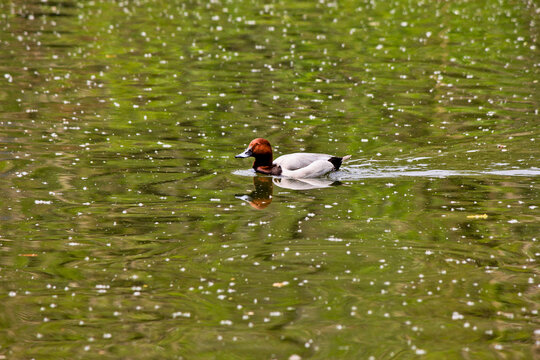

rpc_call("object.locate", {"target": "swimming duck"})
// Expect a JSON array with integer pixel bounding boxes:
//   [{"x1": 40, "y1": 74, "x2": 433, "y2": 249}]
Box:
[{"x1": 236, "y1": 138, "x2": 351, "y2": 178}]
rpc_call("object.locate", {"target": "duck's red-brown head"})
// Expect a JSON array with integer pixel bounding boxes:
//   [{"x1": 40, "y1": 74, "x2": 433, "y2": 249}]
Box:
[
  {"x1": 235, "y1": 138, "x2": 274, "y2": 169},
  {"x1": 236, "y1": 138, "x2": 282, "y2": 175}
]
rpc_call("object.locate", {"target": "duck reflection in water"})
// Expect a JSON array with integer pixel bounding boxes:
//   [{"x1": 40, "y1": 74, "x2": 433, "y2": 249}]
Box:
[{"x1": 236, "y1": 175, "x2": 341, "y2": 210}]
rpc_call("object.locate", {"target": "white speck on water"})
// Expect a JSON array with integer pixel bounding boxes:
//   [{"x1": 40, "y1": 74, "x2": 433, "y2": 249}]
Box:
[
  {"x1": 326, "y1": 236, "x2": 343, "y2": 242},
  {"x1": 452, "y1": 312, "x2": 464, "y2": 320},
  {"x1": 172, "y1": 311, "x2": 191, "y2": 318},
  {"x1": 157, "y1": 141, "x2": 172, "y2": 148},
  {"x1": 8, "y1": 291, "x2": 16, "y2": 297}
]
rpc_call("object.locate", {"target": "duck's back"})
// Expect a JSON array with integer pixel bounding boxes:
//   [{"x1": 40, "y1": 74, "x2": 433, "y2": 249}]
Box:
[{"x1": 273, "y1": 153, "x2": 332, "y2": 170}]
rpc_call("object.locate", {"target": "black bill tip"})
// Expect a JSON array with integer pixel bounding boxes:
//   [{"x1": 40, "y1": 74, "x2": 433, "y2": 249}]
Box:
[{"x1": 235, "y1": 148, "x2": 253, "y2": 158}]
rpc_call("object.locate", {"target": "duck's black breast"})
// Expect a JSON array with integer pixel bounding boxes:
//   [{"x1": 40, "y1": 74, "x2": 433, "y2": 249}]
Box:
[
  {"x1": 255, "y1": 165, "x2": 282, "y2": 176},
  {"x1": 271, "y1": 165, "x2": 282, "y2": 176}
]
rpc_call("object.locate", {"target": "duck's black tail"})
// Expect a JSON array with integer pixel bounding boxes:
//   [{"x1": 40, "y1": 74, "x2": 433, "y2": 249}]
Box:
[{"x1": 328, "y1": 155, "x2": 351, "y2": 170}]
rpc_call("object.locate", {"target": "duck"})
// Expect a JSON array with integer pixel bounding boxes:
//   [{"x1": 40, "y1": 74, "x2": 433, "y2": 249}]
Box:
[{"x1": 235, "y1": 138, "x2": 351, "y2": 178}]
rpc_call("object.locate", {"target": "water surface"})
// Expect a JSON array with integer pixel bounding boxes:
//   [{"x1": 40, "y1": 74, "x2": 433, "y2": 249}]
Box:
[{"x1": 0, "y1": 0, "x2": 538, "y2": 358}]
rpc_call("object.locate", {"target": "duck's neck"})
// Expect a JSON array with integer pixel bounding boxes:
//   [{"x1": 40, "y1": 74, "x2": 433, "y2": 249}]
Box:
[{"x1": 253, "y1": 154, "x2": 273, "y2": 169}]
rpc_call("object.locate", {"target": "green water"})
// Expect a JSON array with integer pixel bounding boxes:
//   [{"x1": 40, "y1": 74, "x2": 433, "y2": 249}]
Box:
[{"x1": 0, "y1": 0, "x2": 538, "y2": 358}]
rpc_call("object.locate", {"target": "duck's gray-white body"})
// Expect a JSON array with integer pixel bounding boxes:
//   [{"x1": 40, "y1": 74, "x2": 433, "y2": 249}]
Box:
[{"x1": 274, "y1": 153, "x2": 348, "y2": 178}]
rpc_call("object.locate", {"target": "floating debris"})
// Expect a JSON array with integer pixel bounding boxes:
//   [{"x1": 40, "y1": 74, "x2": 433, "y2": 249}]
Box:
[
  {"x1": 272, "y1": 281, "x2": 289, "y2": 288},
  {"x1": 466, "y1": 214, "x2": 488, "y2": 219}
]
